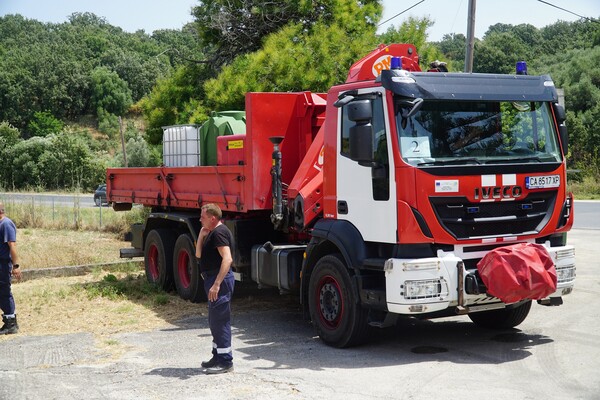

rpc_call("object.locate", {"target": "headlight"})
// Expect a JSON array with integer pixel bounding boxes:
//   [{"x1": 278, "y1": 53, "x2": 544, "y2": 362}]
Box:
[
  {"x1": 556, "y1": 265, "x2": 576, "y2": 284},
  {"x1": 404, "y1": 279, "x2": 448, "y2": 299}
]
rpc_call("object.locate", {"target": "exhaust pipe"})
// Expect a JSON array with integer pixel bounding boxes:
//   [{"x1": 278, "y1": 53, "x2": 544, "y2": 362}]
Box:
[{"x1": 269, "y1": 136, "x2": 285, "y2": 229}]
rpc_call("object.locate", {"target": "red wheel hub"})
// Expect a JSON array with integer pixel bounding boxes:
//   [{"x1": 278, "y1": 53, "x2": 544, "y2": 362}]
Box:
[
  {"x1": 177, "y1": 250, "x2": 191, "y2": 288},
  {"x1": 317, "y1": 275, "x2": 344, "y2": 329},
  {"x1": 148, "y1": 245, "x2": 159, "y2": 280}
]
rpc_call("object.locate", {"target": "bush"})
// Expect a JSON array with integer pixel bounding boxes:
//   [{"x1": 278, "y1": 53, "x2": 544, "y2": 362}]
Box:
[
  {"x1": 28, "y1": 111, "x2": 64, "y2": 137},
  {"x1": 0, "y1": 121, "x2": 21, "y2": 145},
  {"x1": 97, "y1": 108, "x2": 120, "y2": 137}
]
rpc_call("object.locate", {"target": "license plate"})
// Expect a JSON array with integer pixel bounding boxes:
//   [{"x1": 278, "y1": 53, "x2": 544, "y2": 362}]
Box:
[{"x1": 526, "y1": 175, "x2": 560, "y2": 189}]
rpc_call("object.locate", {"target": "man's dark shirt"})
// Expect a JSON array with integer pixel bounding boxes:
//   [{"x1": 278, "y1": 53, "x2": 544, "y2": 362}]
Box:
[{"x1": 199, "y1": 224, "x2": 233, "y2": 274}]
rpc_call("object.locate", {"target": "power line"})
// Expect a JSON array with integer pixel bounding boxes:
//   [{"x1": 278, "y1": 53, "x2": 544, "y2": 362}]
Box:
[
  {"x1": 377, "y1": 0, "x2": 426, "y2": 27},
  {"x1": 536, "y1": 0, "x2": 599, "y2": 23}
]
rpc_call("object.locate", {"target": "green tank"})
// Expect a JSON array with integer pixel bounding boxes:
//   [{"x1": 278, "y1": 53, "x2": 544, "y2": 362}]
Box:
[{"x1": 199, "y1": 111, "x2": 246, "y2": 166}]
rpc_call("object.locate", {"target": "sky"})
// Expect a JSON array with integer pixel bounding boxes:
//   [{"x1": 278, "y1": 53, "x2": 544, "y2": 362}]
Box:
[{"x1": 1, "y1": 0, "x2": 599, "y2": 41}]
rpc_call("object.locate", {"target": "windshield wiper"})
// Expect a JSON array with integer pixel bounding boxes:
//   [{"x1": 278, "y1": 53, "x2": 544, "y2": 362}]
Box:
[
  {"x1": 418, "y1": 158, "x2": 482, "y2": 166},
  {"x1": 487, "y1": 156, "x2": 545, "y2": 164}
]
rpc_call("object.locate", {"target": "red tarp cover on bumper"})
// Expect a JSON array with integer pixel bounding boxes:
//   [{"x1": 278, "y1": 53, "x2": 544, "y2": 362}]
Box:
[{"x1": 477, "y1": 243, "x2": 557, "y2": 303}]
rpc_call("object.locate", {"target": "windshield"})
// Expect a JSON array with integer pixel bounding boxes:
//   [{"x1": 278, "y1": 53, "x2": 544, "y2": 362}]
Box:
[{"x1": 396, "y1": 100, "x2": 562, "y2": 166}]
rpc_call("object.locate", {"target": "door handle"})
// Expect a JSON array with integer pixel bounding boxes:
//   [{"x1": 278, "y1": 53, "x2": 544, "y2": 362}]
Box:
[{"x1": 337, "y1": 200, "x2": 348, "y2": 214}]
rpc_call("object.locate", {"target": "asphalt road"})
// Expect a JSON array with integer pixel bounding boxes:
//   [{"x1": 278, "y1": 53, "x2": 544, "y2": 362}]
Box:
[
  {"x1": 1, "y1": 193, "x2": 598, "y2": 227},
  {"x1": 573, "y1": 200, "x2": 600, "y2": 229},
  {"x1": 0, "y1": 192, "x2": 97, "y2": 208},
  {"x1": 1, "y1": 228, "x2": 598, "y2": 400}
]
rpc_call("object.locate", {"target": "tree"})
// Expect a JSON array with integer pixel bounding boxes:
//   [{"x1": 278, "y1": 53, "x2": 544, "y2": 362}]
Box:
[
  {"x1": 0, "y1": 122, "x2": 22, "y2": 189},
  {"x1": 113, "y1": 134, "x2": 161, "y2": 167},
  {"x1": 90, "y1": 66, "x2": 133, "y2": 116},
  {"x1": 203, "y1": 21, "x2": 378, "y2": 111},
  {"x1": 191, "y1": 0, "x2": 359, "y2": 69},
  {"x1": 436, "y1": 33, "x2": 467, "y2": 71},
  {"x1": 139, "y1": 66, "x2": 205, "y2": 144},
  {"x1": 378, "y1": 16, "x2": 444, "y2": 70},
  {"x1": 473, "y1": 31, "x2": 529, "y2": 74},
  {"x1": 100, "y1": 48, "x2": 170, "y2": 101},
  {"x1": 151, "y1": 25, "x2": 202, "y2": 67},
  {"x1": 199, "y1": 0, "x2": 381, "y2": 109},
  {"x1": 39, "y1": 133, "x2": 103, "y2": 189},
  {"x1": 4, "y1": 137, "x2": 50, "y2": 189},
  {"x1": 0, "y1": 12, "x2": 178, "y2": 130}
]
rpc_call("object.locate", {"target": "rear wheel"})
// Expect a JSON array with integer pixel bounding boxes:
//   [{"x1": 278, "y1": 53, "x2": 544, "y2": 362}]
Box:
[
  {"x1": 468, "y1": 300, "x2": 532, "y2": 329},
  {"x1": 94, "y1": 197, "x2": 101, "y2": 207},
  {"x1": 308, "y1": 253, "x2": 369, "y2": 348},
  {"x1": 144, "y1": 229, "x2": 175, "y2": 291},
  {"x1": 173, "y1": 234, "x2": 206, "y2": 303}
]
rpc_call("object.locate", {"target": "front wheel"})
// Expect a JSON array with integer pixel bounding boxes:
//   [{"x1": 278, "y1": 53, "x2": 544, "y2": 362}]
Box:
[
  {"x1": 173, "y1": 234, "x2": 206, "y2": 303},
  {"x1": 468, "y1": 300, "x2": 532, "y2": 329},
  {"x1": 308, "y1": 253, "x2": 369, "y2": 348}
]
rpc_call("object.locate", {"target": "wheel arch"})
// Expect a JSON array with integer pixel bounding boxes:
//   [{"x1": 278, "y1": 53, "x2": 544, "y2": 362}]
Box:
[
  {"x1": 300, "y1": 219, "x2": 367, "y2": 307},
  {"x1": 142, "y1": 212, "x2": 200, "y2": 250}
]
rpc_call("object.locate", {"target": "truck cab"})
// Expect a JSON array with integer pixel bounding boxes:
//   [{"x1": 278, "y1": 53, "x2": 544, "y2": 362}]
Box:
[{"x1": 299, "y1": 45, "x2": 575, "y2": 346}]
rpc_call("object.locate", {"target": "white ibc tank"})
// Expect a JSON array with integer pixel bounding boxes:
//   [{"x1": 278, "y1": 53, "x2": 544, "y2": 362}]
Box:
[{"x1": 162, "y1": 125, "x2": 201, "y2": 167}]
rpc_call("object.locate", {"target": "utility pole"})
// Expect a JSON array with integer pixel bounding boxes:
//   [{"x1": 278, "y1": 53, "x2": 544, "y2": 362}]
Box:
[
  {"x1": 464, "y1": 0, "x2": 476, "y2": 72},
  {"x1": 119, "y1": 116, "x2": 128, "y2": 167}
]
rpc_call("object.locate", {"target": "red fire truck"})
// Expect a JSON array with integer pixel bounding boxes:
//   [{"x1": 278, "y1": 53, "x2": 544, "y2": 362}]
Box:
[{"x1": 107, "y1": 44, "x2": 576, "y2": 347}]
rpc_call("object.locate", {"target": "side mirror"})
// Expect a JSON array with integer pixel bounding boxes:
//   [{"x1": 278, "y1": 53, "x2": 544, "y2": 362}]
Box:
[
  {"x1": 346, "y1": 99, "x2": 374, "y2": 164},
  {"x1": 553, "y1": 103, "x2": 568, "y2": 155},
  {"x1": 349, "y1": 124, "x2": 374, "y2": 163},
  {"x1": 347, "y1": 99, "x2": 372, "y2": 122},
  {"x1": 559, "y1": 125, "x2": 568, "y2": 156},
  {"x1": 553, "y1": 103, "x2": 566, "y2": 124}
]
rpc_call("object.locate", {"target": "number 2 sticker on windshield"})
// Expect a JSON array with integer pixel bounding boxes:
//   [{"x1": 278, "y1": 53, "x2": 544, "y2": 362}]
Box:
[{"x1": 526, "y1": 175, "x2": 560, "y2": 189}]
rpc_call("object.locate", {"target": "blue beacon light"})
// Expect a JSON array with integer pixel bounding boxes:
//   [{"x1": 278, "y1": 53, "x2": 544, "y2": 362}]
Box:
[
  {"x1": 516, "y1": 61, "x2": 527, "y2": 75},
  {"x1": 391, "y1": 56, "x2": 402, "y2": 70}
]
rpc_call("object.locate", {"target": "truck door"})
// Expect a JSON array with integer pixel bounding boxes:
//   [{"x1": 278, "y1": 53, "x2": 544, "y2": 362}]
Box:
[{"x1": 336, "y1": 89, "x2": 397, "y2": 243}]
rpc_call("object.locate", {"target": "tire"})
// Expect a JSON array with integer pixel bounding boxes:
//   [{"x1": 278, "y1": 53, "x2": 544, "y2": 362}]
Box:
[
  {"x1": 94, "y1": 197, "x2": 101, "y2": 207},
  {"x1": 468, "y1": 300, "x2": 532, "y2": 329},
  {"x1": 308, "y1": 253, "x2": 369, "y2": 348},
  {"x1": 173, "y1": 234, "x2": 206, "y2": 303},
  {"x1": 144, "y1": 229, "x2": 176, "y2": 291}
]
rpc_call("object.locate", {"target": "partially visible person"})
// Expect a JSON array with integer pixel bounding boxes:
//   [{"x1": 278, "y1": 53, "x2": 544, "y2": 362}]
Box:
[
  {"x1": 0, "y1": 202, "x2": 20, "y2": 335},
  {"x1": 195, "y1": 203, "x2": 234, "y2": 374}
]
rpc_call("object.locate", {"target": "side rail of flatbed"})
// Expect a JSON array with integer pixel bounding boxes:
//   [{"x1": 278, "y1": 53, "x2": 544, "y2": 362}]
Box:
[{"x1": 107, "y1": 164, "x2": 261, "y2": 213}]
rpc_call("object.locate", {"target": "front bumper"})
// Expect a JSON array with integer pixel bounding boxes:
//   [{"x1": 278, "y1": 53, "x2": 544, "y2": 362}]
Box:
[{"x1": 384, "y1": 243, "x2": 575, "y2": 315}]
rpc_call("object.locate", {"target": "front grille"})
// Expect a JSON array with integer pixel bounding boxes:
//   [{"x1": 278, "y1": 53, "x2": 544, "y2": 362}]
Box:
[{"x1": 430, "y1": 191, "x2": 557, "y2": 239}]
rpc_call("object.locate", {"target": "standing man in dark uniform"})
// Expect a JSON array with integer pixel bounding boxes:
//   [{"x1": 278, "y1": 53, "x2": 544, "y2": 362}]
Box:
[
  {"x1": 0, "y1": 202, "x2": 21, "y2": 335},
  {"x1": 195, "y1": 203, "x2": 235, "y2": 374}
]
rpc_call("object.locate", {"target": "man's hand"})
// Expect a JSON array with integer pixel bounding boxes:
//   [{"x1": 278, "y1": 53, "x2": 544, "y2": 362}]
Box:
[
  {"x1": 196, "y1": 227, "x2": 211, "y2": 258},
  {"x1": 11, "y1": 268, "x2": 21, "y2": 281},
  {"x1": 208, "y1": 282, "x2": 220, "y2": 302}
]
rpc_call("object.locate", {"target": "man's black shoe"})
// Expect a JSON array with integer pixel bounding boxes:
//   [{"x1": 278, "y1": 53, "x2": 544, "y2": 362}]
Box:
[
  {"x1": 204, "y1": 363, "x2": 233, "y2": 375},
  {"x1": 0, "y1": 315, "x2": 18, "y2": 335},
  {"x1": 201, "y1": 356, "x2": 218, "y2": 368}
]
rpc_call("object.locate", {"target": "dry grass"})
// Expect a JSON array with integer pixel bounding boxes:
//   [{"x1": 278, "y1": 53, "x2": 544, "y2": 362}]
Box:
[
  {"x1": 5, "y1": 270, "x2": 204, "y2": 340},
  {"x1": 569, "y1": 175, "x2": 600, "y2": 200},
  {"x1": 19, "y1": 228, "x2": 127, "y2": 269},
  {"x1": 1, "y1": 200, "x2": 148, "y2": 236},
  {"x1": 0, "y1": 228, "x2": 206, "y2": 342},
  {"x1": 1, "y1": 228, "x2": 294, "y2": 343}
]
